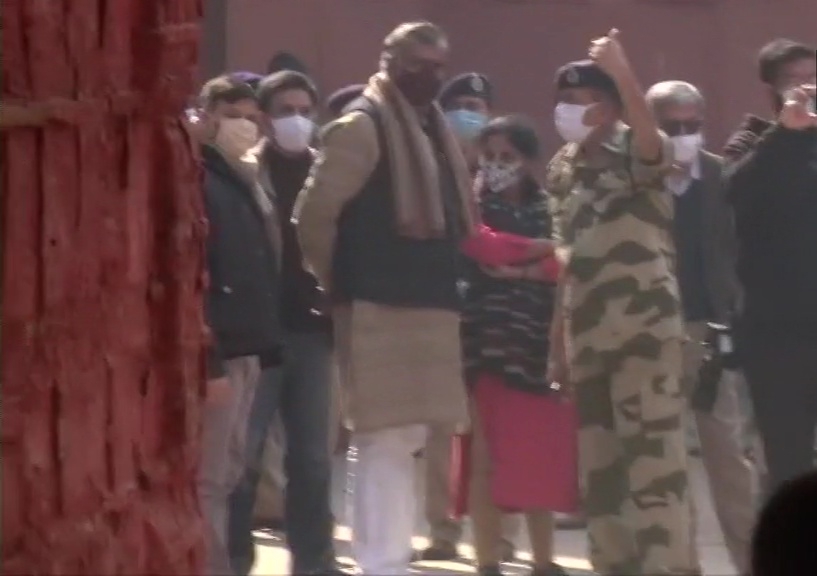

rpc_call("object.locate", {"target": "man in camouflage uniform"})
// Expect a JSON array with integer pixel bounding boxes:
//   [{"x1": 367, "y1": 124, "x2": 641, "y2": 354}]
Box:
[{"x1": 545, "y1": 30, "x2": 700, "y2": 576}]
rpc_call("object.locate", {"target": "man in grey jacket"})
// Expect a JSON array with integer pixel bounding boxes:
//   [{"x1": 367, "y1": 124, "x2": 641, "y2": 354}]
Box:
[{"x1": 647, "y1": 80, "x2": 756, "y2": 575}]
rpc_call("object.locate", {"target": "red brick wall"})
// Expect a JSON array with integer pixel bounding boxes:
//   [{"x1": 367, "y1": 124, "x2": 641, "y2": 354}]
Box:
[
  {"x1": 2, "y1": 1, "x2": 207, "y2": 572},
  {"x1": 220, "y1": 0, "x2": 817, "y2": 155}
]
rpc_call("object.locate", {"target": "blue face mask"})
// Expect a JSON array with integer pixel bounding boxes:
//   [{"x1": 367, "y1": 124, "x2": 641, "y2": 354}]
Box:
[{"x1": 445, "y1": 109, "x2": 488, "y2": 141}]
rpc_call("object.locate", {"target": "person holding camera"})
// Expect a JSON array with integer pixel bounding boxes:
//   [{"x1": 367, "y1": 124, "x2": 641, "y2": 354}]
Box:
[{"x1": 722, "y1": 39, "x2": 817, "y2": 498}]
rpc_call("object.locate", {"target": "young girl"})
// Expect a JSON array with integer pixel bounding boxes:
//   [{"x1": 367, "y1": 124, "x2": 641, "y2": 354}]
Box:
[{"x1": 460, "y1": 116, "x2": 577, "y2": 576}]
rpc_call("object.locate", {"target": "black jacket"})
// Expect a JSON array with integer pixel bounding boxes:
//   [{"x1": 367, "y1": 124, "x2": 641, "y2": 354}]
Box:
[
  {"x1": 723, "y1": 116, "x2": 817, "y2": 339},
  {"x1": 203, "y1": 145, "x2": 282, "y2": 378}
]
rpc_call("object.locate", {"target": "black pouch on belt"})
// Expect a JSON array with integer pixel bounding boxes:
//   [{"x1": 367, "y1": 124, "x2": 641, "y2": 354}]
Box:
[{"x1": 691, "y1": 322, "x2": 734, "y2": 413}]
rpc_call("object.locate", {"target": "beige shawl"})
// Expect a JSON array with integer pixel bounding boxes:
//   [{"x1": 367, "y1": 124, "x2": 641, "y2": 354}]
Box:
[{"x1": 362, "y1": 72, "x2": 477, "y2": 239}]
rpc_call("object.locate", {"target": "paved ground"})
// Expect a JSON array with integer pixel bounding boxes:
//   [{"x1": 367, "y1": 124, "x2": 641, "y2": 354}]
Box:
[{"x1": 252, "y1": 456, "x2": 740, "y2": 575}]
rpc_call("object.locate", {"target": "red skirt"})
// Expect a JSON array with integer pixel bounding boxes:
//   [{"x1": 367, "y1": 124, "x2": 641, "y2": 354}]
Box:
[{"x1": 451, "y1": 374, "x2": 579, "y2": 517}]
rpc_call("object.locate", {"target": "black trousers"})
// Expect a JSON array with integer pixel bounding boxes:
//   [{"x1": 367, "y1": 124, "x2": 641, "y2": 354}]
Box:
[{"x1": 742, "y1": 329, "x2": 817, "y2": 498}]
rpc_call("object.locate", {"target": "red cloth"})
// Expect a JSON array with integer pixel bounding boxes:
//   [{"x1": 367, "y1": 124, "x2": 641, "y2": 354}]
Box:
[
  {"x1": 449, "y1": 433, "x2": 471, "y2": 519},
  {"x1": 450, "y1": 375, "x2": 579, "y2": 517},
  {"x1": 461, "y1": 224, "x2": 561, "y2": 280},
  {"x1": 460, "y1": 224, "x2": 550, "y2": 267}
]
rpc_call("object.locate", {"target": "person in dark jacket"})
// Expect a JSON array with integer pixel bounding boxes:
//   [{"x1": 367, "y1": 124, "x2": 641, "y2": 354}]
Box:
[
  {"x1": 199, "y1": 74, "x2": 281, "y2": 576},
  {"x1": 722, "y1": 38, "x2": 817, "y2": 498},
  {"x1": 226, "y1": 70, "x2": 340, "y2": 576}
]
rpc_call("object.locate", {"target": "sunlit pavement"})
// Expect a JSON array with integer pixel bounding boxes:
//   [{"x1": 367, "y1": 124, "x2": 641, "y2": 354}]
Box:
[{"x1": 252, "y1": 456, "x2": 740, "y2": 575}]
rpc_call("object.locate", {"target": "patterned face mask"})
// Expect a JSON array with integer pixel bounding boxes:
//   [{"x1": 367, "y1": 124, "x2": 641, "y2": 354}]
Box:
[{"x1": 480, "y1": 160, "x2": 523, "y2": 192}]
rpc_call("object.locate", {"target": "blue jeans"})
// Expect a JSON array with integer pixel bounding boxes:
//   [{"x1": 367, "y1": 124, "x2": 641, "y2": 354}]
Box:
[{"x1": 228, "y1": 330, "x2": 335, "y2": 575}]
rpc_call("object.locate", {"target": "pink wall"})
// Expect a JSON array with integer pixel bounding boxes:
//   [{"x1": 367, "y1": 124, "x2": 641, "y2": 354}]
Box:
[{"x1": 221, "y1": 0, "x2": 817, "y2": 155}]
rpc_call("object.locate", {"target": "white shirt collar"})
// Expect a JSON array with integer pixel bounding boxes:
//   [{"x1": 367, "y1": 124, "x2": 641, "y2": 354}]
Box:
[{"x1": 667, "y1": 154, "x2": 702, "y2": 196}]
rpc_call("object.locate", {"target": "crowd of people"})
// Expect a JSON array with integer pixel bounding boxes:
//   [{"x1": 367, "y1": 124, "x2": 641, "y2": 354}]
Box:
[{"x1": 184, "y1": 22, "x2": 817, "y2": 576}]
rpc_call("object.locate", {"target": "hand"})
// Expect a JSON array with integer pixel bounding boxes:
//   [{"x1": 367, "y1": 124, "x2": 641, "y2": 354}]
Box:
[
  {"x1": 588, "y1": 28, "x2": 631, "y2": 80},
  {"x1": 779, "y1": 84, "x2": 817, "y2": 130},
  {"x1": 546, "y1": 356, "x2": 569, "y2": 386},
  {"x1": 547, "y1": 360, "x2": 574, "y2": 401},
  {"x1": 206, "y1": 377, "x2": 232, "y2": 406},
  {"x1": 528, "y1": 238, "x2": 555, "y2": 259},
  {"x1": 480, "y1": 265, "x2": 524, "y2": 280}
]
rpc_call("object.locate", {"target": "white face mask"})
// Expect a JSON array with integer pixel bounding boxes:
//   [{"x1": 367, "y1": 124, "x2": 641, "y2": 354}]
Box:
[
  {"x1": 272, "y1": 114, "x2": 315, "y2": 153},
  {"x1": 554, "y1": 103, "x2": 594, "y2": 143},
  {"x1": 670, "y1": 133, "x2": 703, "y2": 164},
  {"x1": 214, "y1": 118, "x2": 260, "y2": 158},
  {"x1": 480, "y1": 161, "x2": 523, "y2": 192}
]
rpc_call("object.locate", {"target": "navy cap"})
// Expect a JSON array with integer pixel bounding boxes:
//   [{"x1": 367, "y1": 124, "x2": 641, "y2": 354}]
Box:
[
  {"x1": 555, "y1": 60, "x2": 620, "y2": 102},
  {"x1": 229, "y1": 71, "x2": 264, "y2": 90},
  {"x1": 326, "y1": 84, "x2": 367, "y2": 117},
  {"x1": 438, "y1": 72, "x2": 493, "y2": 109}
]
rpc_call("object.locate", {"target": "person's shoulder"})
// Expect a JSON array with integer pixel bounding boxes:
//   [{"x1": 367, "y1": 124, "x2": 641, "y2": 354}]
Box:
[
  {"x1": 722, "y1": 114, "x2": 773, "y2": 160},
  {"x1": 544, "y1": 143, "x2": 578, "y2": 200},
  {"x1": 319, "y1": 110, "x2": 377, "y2": 143}
]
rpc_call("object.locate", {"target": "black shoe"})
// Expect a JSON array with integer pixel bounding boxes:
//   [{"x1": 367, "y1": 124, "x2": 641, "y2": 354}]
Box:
[
  {"x1": 531, "y1": 563, "x2": 569, "y2": 576},
  {"x1": 478, "y1": 564, "x2": 503, "y2": 576},
  {"x1": 555, "y1": 512, "x2": 587, "y2": 530},
  {"x1": 412, "y1": 541, "x2": 459, "y2": 562}
]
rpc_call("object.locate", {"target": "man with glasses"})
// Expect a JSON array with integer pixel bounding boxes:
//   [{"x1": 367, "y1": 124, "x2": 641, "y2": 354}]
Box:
[{"x1": 647, "y1": 80, "x2": 756, "y2": 575}]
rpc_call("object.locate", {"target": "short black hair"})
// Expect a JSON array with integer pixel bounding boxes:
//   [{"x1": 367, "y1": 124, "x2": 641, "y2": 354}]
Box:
[
  {"x1": 752, "y1": 471, "x2": 817, "y2": 576},
  {"x1": 757, "y1": 39, "x2": 816, "y2": 85},
  {"x1": 199, "y1": 75, "x2": 257, "y2": 110},
  {"x1": 267, "y1": 51, "x2": 309, "y2": 75},
  {"x1": 478, "y1": 115, "x2": 541, "y2": 160},
  {"x1": 256, "y1": 71, "x2": 319, "y2": 113}
]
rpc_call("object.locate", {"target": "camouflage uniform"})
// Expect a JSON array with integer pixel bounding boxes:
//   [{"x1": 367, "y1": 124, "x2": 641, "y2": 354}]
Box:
[{"x1": 546, "y1": 123, "x2": 699, "y2": 575}]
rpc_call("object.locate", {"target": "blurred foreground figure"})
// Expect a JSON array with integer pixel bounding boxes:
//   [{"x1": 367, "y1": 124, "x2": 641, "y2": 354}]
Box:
[{"x1": 751, "y1": 470, "x2": 817, "y2": 576}]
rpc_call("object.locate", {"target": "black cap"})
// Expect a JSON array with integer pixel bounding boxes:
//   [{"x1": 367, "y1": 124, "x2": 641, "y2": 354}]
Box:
[
  {"x1": 326, "y1": 84, "x2": 367, "y2": 117},
  {"x1": 555, "y1": 60, "x2": 620, "y2": 102},
  {"x1": 438, "y1": 72, "x2": 493, "y2": 109}
]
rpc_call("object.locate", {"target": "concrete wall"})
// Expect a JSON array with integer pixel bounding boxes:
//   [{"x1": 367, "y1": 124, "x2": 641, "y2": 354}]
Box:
[{"x1": 208, "y1": 0, "x2": 817, "y2": 155}]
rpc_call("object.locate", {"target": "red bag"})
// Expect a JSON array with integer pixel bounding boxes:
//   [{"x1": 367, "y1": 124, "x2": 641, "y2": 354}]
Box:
[
  {"x1": 449, "y1": 433, "x2": 471, "y2": 520},
  {"x1": 476, "y1": 376, "x2": 579, "y2": 513}
]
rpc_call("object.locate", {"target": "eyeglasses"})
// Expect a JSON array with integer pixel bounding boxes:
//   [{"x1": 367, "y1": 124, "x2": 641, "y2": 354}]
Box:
[{"x1": 661, "y1": 119, "x2": 703, "y2": 137}]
